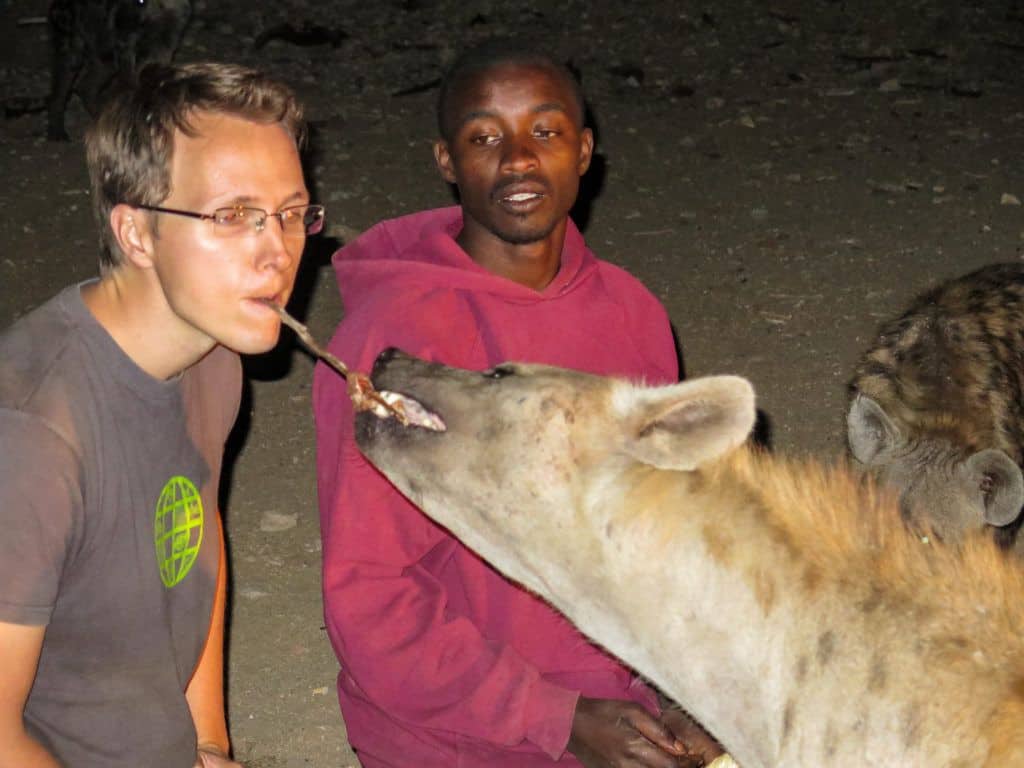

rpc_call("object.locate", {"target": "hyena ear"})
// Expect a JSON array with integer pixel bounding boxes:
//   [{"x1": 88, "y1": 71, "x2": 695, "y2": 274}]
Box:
[
  {"x1": 963, "y1": 449, "x2": 1024, "y2": 527},
  {"x1": 623, "y1": 375, "x2": 756, "y2": 471},
  {"x1": 847, "y1": 394, "x2": 901, "y2": 465}
]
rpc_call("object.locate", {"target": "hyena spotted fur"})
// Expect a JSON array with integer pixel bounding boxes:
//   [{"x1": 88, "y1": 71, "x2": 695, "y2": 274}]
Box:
[
  {"x1": 357, "y1": 350, "x2": 1024, "y2": 766},
  {"x1": 848, "y1": 262, "x2": 1024, "y2": 550},
  {"x1": 46, "y1": 0, "x2": 192, "y2": 140}
]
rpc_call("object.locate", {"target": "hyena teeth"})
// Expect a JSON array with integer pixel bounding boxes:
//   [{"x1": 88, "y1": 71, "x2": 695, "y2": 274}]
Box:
[{"x1": 379, "y1": 390, "x2": 447, "y2": 432}]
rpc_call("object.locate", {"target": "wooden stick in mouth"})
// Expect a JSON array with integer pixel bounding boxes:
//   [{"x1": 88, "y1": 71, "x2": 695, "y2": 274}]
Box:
[{"x1": 260, "y1": 300, "x2": 445, "y2": 431}]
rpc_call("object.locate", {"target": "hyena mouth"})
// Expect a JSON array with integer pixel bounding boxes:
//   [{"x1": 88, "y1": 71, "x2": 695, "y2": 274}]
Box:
[
  {"x1": 259, "y1": 304, "x2": 445, "y2": 431},
  {"x1": 370, "y1": 390, "x2": 446, "y2": 432},
  {"x1": 355, "y1": 383, "x2": 446, "y2": 438}
]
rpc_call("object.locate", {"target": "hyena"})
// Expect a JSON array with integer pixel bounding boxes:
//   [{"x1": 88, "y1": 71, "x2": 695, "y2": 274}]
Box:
[
  {"x1": 356, "y1": 349, "x2": 1024, "y2": 767},
  {"x1": 848, "y1": 262, "x2": 1024, "y2": 550},
  {"x1": 46, "y1": 0, "x2": 192, "y2": 140}
]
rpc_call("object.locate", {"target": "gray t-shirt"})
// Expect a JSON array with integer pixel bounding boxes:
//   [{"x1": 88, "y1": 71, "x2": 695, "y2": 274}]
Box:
[{"x1": 0, "y1": 284, "x2": 241, "y2": 767}]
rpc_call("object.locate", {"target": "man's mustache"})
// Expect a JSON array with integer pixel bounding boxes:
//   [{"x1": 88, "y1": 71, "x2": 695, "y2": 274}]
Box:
[{"x1": 491, "y1": 174, "x2": 549, "y2": 200}]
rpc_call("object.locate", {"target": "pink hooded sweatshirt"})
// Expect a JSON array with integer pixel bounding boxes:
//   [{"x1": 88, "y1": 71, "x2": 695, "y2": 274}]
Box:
[{"x1": 313, "y1": 207, "x2": 679, "y2": 767}]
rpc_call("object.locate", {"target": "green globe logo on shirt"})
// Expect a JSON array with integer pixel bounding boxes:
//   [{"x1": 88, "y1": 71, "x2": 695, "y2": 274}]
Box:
[{"x1": 154, "y1": 475, "x2": 204, "y2": 588}]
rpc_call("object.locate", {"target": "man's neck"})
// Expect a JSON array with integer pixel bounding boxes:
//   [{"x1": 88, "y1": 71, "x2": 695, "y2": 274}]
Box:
[
  {"x1": 456, "y1": 220, "x2": 568, "y2": 292},
  {"x1": 81, "y1": 269, "x2": 215, "y2": 381}
]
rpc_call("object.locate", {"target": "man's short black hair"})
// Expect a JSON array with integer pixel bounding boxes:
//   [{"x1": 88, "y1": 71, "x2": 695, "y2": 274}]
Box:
[{"x1": 436, "y1": 40, "x2": 585, "y2": 141}]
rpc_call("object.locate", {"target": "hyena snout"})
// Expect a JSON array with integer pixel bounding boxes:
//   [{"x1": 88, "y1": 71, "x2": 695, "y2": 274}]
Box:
[
  {"x1": 369, "y1": 347, "x2": 443, "y2": 394},
  {"x1": 370, "y1": 347, "x2": 483, "y2": 405},
  {"x1": 358, "y1": 349, "x2": 452, "y2": 446},
  {"x1": 370, "y1": 346, "x2": 405, "y2": 380}
]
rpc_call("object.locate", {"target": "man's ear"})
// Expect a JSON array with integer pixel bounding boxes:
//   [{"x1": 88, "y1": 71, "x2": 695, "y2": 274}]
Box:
[
  {"x1": 433, "y1": 140, "x2": 457, "y2": 184},
  {"x1": 109, "y1": 204, "x2": 155, "y2": 268},
  {"x1": 577, "y1": 127, "x2": 594, "y2": 176}
]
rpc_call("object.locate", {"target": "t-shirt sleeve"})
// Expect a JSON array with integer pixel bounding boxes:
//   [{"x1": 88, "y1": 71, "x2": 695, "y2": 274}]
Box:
[
  {"x1": 213, "y1": 349, "x2": 243, "y2": 441},
  {"x1": 191, "y1": 345, "x2": 242, "y2": 445},
  {"x1": 0, "y1": 409, "x2": 83, "y2": 626},
  {"x1": 184, "y1": 345, "x2": 242, "y2": 491}
]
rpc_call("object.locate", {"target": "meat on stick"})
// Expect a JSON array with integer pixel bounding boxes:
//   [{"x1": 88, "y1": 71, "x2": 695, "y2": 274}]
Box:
[{"x1": 260, "y1": 300, "x2": 445, "y2": 432}]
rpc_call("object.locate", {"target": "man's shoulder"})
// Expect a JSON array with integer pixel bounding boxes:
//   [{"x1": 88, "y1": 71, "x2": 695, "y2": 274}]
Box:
[
  {"x1": 590, "y1": 258, "x2": 667, "y2": 310},
  {"x1": 183, "y1": 344, "x2": 243, "y2": 442},
  {"x1": 331, "y1": 289, "x2": 467, "y2": 373},
  {"x1": 190, "y1": 344, "x2": 242, "y2": 392},
  {"x1": 0, "y1": 288, "x2": 81, "y2": 414}
]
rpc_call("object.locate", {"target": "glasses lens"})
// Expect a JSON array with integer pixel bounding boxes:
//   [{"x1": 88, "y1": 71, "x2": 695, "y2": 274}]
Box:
[
  {"x1": 277, "y1": 205, "x2": 321, "y2": 236},
  {"x1": 278, "y1": 207, "x2": 306, "y2": 236},
  {"x1": 212, "y1": 207, "x2": 264, "y2": 236},
  {"x1": 209, "y1": 205, "x2": 323, "y2": 237},
  {"x1": 303, "y1": 205, "x2": 325, "y2": 235}
]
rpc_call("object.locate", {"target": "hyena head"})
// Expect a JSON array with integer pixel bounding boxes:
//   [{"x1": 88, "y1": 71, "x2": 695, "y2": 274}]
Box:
[
  {"x1": 355, "y1": 349, "x2": 755, "y2": 584},
  {"x1": 847, "y1": 393, "x2": 1024, "y2": 545}
]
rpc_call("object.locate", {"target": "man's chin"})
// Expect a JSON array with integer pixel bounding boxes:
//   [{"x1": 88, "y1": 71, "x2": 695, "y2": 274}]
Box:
[
  {"x1": 494, "y1": 220, "x2": 558, "y2": 246},
  {"x1": 219, "y1": 329, "x2": 281, "y2": 356}
]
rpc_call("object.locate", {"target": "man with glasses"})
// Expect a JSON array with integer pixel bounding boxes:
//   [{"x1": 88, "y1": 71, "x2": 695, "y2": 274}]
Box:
[{"x1": 0, "y1": 61, "x2": 321, "y2": 767}]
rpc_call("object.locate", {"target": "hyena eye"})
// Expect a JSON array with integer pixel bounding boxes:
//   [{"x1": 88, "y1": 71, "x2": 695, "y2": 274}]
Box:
[{"x1": 484, "y1": 365, "x2": 515, "y2": 379}]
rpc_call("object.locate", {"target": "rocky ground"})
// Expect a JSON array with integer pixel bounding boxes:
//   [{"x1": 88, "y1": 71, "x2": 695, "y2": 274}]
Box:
[{"x1": 2, "y1": 0, "x2": 1024, "y2": 765}]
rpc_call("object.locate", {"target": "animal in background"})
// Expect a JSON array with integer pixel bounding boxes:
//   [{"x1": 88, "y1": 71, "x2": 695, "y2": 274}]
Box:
[
  {"x1": 47, "y1": 0, "x2": 191, "y2": 140},
  {"x1": 847, "y1": 262, "x2": 1024, "y2": 551},
  {"x1": 356, "y1": 349, "x2": 1024, "y2": 767}
]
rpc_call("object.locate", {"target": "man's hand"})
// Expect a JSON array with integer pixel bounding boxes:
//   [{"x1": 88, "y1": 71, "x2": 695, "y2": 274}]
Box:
[
  {"x1": 567, "y1": 696, "x2": 685, "y2": 768},
  {"x1": 194, "y1": 745, "x2": 243, "y2": 768},
  {"x1": 660, "y1": 706, "x2": 725, "y2": 768}
]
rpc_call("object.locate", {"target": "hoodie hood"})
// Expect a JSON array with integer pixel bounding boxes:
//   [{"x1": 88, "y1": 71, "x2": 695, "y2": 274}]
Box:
[{"x1": 332, "y1": 206, "x2": 596, "y2": 313}]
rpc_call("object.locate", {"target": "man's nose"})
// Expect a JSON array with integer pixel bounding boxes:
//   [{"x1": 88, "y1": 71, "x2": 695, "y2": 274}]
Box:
[
  {"x1": 256, "y1": 218, "x2": 300, "y2": 271},
  {"x1": 500, "y1": 135, "x2": 539, "y2": 172}
]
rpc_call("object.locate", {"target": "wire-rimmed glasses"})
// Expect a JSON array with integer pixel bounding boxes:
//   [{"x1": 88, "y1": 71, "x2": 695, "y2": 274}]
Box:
[{"x1": 137, "y1": 203, "x2": 325, "y2": 238}]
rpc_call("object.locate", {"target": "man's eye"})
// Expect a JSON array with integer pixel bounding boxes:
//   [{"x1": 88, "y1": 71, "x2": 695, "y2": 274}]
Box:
[
  {"x1": 470, "y1": 134, "x2": 499, "y2": 145},
  {"x1": 534, "y1": 128, "x2": 558, "y2": 138},
  {"x1": 484, "y1": 365, "x2": 515, "y2": 379},
  {"x1": 214, "y1": 208, "x2": 249, "y2": 226}
]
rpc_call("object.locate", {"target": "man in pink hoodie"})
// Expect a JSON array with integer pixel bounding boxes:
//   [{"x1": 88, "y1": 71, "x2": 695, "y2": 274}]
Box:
[{"x1": 313, "y1": 41, "x2": 721, "y2": 768}]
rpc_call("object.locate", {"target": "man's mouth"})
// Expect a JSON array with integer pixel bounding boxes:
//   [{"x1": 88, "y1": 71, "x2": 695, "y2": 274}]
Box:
[
  {"x1": 496, "y1": 185, "x2": 547, "y2": 212},
  {"x1": 254, "y1": 289, "x2": 285, "y2": 305},
  {"x1": 503, "y1": 191, "x2": 543, "y2": 203}
]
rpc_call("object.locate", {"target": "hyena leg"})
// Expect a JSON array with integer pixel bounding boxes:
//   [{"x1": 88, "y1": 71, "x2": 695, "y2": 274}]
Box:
[
  {"x1": 74, "y1": 57, "x2": 118, "y2": 115},
  {"x1": 135, "y1": 6, "x2": 191, "y2": 67},
  {"x1": 46, "y1": 0, "x2": 84, "y2": 141}
]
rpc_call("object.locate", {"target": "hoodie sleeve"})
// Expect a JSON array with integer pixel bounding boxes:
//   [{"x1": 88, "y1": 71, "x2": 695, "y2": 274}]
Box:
[{"x1": 313, "y1": 297, "x2": 580, "y2": 758}]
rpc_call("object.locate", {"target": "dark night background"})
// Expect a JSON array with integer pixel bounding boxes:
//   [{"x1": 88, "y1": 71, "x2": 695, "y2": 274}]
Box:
[{"x1": 2, "y1": 1, "x2": 1023, "y2": 764}]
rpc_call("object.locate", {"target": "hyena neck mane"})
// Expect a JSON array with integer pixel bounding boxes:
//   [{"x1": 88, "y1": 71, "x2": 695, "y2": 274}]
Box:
[
  {"x1": 578, "y1": 447, "x2": 1024, "y2": 764},
  {"x1": 610, "y1": 447, "x2": 1024, "y2": 649},
  {"x1": 699, "y1": 449, "x2": 1024, "y2": 617}
]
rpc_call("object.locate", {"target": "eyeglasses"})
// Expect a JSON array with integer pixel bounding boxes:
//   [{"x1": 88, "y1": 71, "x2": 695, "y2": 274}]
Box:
[{"x1": 137, "y1": 203, "x2": 325, "y2": 237}]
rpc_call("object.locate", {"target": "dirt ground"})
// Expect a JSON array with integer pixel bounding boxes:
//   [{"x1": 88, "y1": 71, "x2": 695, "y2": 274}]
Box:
[{"x1": 2, "y1": 0, "x2": 1024, "y2": 765}]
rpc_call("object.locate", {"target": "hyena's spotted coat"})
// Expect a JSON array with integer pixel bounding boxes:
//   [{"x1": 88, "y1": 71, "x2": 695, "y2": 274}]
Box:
[
  {"x1": 46, "y1": 0, "x2": 192, "y2": 140},
  {"x1": 357, "y1": 350, "x2": 1024, "y2": 767},
  {"x1": 848, "y1": 262, "x2": 1024, "y2": 549}
]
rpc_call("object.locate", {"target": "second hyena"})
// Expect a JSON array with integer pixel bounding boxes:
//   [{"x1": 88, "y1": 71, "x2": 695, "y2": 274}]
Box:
[
  {"x1": 356, "y1": 349, "x2": 1024, "y2": 767},
  {"x1": 46, "y1": 0, "x2": 192, "y2": 140},
  {"x1": 848, "y1": 262, "x2": 1024, "y2": 550}
]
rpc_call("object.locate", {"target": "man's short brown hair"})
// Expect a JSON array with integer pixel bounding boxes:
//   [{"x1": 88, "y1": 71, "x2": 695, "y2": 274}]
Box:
[{"x1": 85, "y1": 61, "x2": 306, "y2": 270}]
